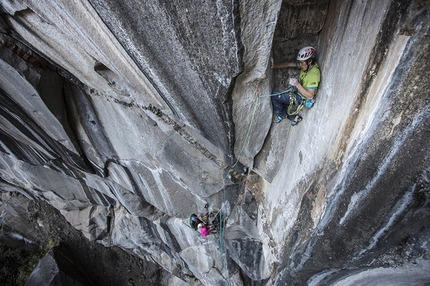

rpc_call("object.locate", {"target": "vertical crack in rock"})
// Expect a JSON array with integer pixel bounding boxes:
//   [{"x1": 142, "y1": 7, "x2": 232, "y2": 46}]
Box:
[
  {"x1": 1, "y1": 0, "x2": 429, "y2": 285},
  {"x1": 86, "y1": 0, "x2": 241, "y2": 153}
]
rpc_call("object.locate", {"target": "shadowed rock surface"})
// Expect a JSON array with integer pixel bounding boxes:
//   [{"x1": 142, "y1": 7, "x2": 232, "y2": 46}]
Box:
[{"x1": 0, "y1": 0, "x2": 429, "y2": 285}]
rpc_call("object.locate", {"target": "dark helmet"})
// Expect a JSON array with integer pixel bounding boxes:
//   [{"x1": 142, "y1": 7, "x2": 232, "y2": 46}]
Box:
[{"x1": 190, "y1": 214, "x2": 198, "y2": 222}]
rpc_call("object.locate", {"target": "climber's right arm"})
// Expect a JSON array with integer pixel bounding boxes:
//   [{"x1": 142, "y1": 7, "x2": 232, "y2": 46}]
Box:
[{"x1": 273, "y1": 61, "x2": 296, "y2": 68}]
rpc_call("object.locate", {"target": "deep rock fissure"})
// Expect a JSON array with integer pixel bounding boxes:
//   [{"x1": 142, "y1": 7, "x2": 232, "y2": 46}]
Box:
[{"x1": 0, "y1": 0, "x2": 429, "y2": 285}]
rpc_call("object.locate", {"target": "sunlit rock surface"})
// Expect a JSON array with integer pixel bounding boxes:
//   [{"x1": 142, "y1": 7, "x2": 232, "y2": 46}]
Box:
[{"x1": 0, "y1": 0, "x2": 429, "y2": 285}]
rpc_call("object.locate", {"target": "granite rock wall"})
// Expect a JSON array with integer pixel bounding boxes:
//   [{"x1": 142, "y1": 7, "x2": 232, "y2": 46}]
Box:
[{"x1": 0, "y1": 0, "x2": 429, "y2": 285}]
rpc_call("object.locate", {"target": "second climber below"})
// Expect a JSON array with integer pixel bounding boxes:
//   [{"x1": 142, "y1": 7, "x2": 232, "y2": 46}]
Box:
[{"x1": 271, "y1": 46, "x2": 321, "y2": 125}]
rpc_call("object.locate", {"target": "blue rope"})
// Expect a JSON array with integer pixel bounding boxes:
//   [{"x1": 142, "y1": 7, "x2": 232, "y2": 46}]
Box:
[
  {"x1": 232, "y1": 87, "x2": 294, "y2": 168},
  {"x1": 259, "y1": 87, "x2": 295, "y2": 98}
]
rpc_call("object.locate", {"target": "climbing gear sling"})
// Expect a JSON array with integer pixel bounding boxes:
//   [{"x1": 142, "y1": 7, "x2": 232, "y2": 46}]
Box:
[{"x1": 275, "y1": 87, "x2": 305, "y2": 117}]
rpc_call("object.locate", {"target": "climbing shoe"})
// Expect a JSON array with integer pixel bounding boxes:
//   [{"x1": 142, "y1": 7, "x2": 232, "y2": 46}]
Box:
[
  {"x1": 291, "y1": 115, "x2": 302, "y2": 126},
  {"x1": 305, "y1": 98, "x2": 316, "y2": 108},
  {"x1": 275, "y1": 116, "x2": 285, "y2": 124}
]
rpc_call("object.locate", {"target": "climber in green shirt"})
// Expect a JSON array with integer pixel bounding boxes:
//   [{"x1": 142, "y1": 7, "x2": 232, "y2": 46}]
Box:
[{"x1": 272, "y1": 46, "x2": 321, "y2": 125}]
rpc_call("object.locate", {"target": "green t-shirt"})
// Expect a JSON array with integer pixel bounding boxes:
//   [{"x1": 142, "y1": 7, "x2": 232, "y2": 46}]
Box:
[{"x1": 298, "y1": 63, "x2": 320, "y2": 96}]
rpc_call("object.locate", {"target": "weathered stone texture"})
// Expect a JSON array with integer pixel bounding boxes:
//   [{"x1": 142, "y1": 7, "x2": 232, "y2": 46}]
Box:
[
  {"x1": 88, "y1": 0, "x2": 241, "y2": 152},
  {"x1": 1, "y1": 0, "x2": 430, "y2": 285}
]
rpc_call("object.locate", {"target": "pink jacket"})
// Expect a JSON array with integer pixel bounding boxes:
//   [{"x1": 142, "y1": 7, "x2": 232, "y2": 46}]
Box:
[{"x1": 199, "y1": 225, "x2": 211, "y2": 237}]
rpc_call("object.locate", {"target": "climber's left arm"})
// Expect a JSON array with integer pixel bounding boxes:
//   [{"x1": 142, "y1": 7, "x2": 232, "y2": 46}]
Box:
[{"x1": 296, "y1": 84, "x2": 315, "y2": 100}]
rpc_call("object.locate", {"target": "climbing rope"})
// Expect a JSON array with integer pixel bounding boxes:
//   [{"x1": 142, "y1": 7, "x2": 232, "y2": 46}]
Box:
[
  {"x1": 219, "y1": 191, "x2": 226, "y2": 271},
  {"x1": 218, "y1": 83, "x2": 265, "y2": 273},
  {"x1": 218, "y1": 85, "x2": 295, "y2": 274},
  {"x1": 232, "y1": 86, "x2": 296, "y2": 168}
]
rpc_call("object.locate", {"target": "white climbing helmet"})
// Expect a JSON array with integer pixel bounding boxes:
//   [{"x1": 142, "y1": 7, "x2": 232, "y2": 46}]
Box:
[{"x1": 297, "y1": 46, "x2": 316, "y2": 60}]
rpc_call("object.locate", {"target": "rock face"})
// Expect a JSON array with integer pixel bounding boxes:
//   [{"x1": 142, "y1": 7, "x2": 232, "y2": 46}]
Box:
[{"x1": 0, "y1": 0, "x2": 429, "y2": 285}]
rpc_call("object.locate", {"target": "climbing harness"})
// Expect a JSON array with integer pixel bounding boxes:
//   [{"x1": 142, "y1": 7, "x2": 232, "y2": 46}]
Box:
[{"x1": 280, "y1": 87, "x2": 305, "y2": 116}]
